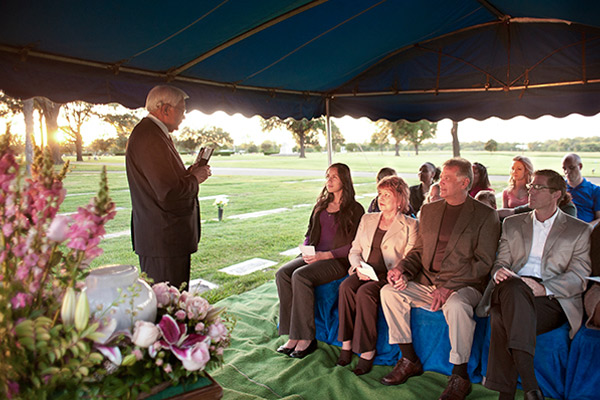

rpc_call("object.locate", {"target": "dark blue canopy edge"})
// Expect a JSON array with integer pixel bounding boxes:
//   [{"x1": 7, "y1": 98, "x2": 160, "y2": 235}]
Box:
[{"x1": 0, "y1": 0, "x2": 599, "y2": 122}]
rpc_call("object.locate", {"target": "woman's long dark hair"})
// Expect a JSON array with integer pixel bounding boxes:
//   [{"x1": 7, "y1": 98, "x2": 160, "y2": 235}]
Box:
[
  {"x1": 314, "y1": 163, "x2": 357, "y2": 236},
  {"x1": 473, "y1": 162, "x2": 491, "y2": 189}
]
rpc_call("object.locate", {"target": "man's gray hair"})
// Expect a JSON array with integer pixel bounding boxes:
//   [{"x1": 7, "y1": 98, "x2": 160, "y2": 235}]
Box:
[
  {"x1": 442, "y1": 157, "x2": 473, "y2": 190},
  {"x1": 145, "y1": 85, "x2": 189, "y2": 112}
]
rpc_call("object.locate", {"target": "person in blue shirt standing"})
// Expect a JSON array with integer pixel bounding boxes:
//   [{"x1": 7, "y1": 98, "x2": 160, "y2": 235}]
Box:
[{"x1": 562, "y1": 153, "x2": 600, "y2": 226}]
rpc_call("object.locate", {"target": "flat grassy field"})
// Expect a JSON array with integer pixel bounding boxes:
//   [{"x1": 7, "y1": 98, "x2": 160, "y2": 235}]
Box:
[{"x1": 60, "y1": 151, "x2": 600, "y2": 303}]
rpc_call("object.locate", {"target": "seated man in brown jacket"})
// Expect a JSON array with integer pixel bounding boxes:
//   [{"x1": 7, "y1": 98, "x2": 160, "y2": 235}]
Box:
[{"x1": 380, "y1": 158, "x2": 501, "y2": 400}]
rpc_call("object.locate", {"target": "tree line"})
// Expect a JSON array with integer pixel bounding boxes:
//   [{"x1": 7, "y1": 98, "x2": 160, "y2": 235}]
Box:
[{"x1": 2, "y1": 93, "x2": 599, "y2": 164}]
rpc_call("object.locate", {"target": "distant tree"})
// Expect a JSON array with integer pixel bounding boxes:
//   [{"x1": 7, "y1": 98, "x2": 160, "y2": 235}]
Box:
[
  {"x1": 36, "y1": 98, "x2": 62, "y2": 164},
  {"x1": 261, "y1": 117, "x2": 325, "y2": 158},
  {"x1": 99, "y1": 105, "x2": 140, "y2": 153},
  {"x1": 177, "y1": 126, "x2": 233, "y2": 152},
  {"x1": 0, "y1": 92, "x2": 26, "y2": 162},
  {"x1": 61, "y1": 101, "x2": 94, "y2": 161},
  {"x1": 402, "y1": 120, "x2": 437, "y2": 155},
  {"x1": 0, "y1": 92, "x2": 23, "y2": 133},
  {"x1": 484, "y1": 139, "x2": 498, "y2": 152},
  {"x1": 345, "y1": 143, "x2": 360, "y2": 152},
  {"x1": 329, "y1": 121, "x2": 345, "y2": 149},
  {"x1": 370, "y1": 129, "x2": 390, "y2": 153},
  {"x1": 89, "y1": 138, "x2": 115, "y2": 154},
  {"x1": 451, "y1": 120, "x2": 460, "y2": 157},
  {"x1": 375, "y1": 119, "x2": 436, "y2": 155},
  {"x1": 376, "y1": 119, "x2": 408, "y2": 156},
  {"x1": 260, "y1": 140, "x2": 280, "y2": 154},
  {"x1": 237, "y1": 142, "x2": 259, "y2": 153}
]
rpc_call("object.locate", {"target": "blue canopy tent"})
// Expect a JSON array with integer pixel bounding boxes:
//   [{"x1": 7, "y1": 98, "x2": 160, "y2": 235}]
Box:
[{"x1": 0, "y1": 0, "x2": 599, "y2": 124}]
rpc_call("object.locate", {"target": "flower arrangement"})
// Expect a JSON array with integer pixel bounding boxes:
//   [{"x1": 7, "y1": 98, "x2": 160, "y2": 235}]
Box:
[
  {"x1": 212, "y1": 196, "x2": 228, "y2": 209},
  {"x1": 0, "y1": 135, "x2": 233, "y2": 399}
]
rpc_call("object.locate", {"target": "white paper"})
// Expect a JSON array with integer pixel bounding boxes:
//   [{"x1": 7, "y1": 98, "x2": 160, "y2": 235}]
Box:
[
  {"x1": 502, "y1": 267, "x2": 521, "y2": 279},
  {"x1": 357, "y1": 261, "x2": 379, "y2": 281},
  {"x1": 586, "y1": 276, "x2": 600, "y2": 283},
  {"x1": 299, "y1": 244, "x2": 315, "y2": 256}
]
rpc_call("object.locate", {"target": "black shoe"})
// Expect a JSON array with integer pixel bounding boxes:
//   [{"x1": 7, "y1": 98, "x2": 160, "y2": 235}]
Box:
[
  {"x1": 290, "y1": 339, "x2": 317, "y2": 359},
  {"x1": 353, "y1": 356, "x2": 375, "y2": 375},
  {"x1": 276, "y1": 345, "x2": 295, "y2": 356},
  {"x1": 336, "y1": 349, "x2": 353, "y2": 366},
  {"x1": 524, "y1": 389, "x2": 544, "y2": 400}
]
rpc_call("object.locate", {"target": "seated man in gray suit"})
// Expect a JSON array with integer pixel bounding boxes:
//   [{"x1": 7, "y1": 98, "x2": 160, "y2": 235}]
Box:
[
  {"x1": 477, "y1": 169, "x2": 592, "y2": 400},
  {"x1": 380, "y1": 158, "x2": 501, "y2": 400}
]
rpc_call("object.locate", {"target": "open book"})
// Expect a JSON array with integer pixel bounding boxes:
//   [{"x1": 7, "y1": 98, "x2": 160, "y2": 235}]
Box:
[
  {"x1": 195, "y1": 147, "x2": 214, "y2": 166},
  {"x1": 357, "y1": 261, "x2": 379, "y2": 281}
]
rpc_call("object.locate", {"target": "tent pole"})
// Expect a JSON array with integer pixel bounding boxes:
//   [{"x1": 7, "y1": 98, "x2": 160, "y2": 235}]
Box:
[{"x1": 326, "y1": 97, "x2": 333, "y2": 166}]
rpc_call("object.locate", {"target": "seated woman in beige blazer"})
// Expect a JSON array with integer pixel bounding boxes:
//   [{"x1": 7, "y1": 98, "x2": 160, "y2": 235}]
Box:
[{"x1": 336, "y1": 176, "x2": 418, "y2": 375}]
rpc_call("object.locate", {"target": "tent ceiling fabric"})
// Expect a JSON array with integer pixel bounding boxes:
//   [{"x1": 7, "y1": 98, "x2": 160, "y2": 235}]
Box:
[{"x1": 0, "y1": 0, "x2": 599, "y2": 121}]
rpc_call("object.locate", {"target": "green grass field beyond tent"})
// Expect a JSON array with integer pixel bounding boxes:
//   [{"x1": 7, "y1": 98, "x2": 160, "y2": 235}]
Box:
[{"x1": 60, "y1": 150, "x2": 600, "y2": 303}]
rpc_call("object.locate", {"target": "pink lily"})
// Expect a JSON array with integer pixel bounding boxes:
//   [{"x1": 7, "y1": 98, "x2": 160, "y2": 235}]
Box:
[{"x1": 157, "y1": 314, "x2": 210, "y2": 371}]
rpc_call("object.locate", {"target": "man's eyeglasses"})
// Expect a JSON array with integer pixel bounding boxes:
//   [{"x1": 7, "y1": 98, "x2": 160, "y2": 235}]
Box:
[{"x1": 526, "y1": 183, "x2": 556, "y2": 191}]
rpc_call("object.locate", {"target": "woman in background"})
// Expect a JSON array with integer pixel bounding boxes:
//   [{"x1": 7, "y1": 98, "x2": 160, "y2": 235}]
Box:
[
  {"x1": 409, "y1": 162, "x2": 440, "y2": 213},
  {"x1": 502, "y1": 156, "x2": 534, "y2": 208},
  {"x1": 368, "y1": 167, "x2": 397, "y2": 212},
  {"x1": 469, "y1": 162, "x2": 493, "y2": 197},
  {"x1": 276, "y1": 163, "x2": 364, "y2": 358},
  {"x1": 336, "y1": 176, "x2": 418, "y2": 375}
]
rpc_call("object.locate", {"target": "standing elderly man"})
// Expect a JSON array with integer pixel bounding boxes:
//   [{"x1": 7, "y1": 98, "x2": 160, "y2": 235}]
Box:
[
  {"x1": 380, "y1": 158, "x2": 500, "y2": 400},
  {"x1": 477, "y1": 170, "x2": 591, "y2": 400},
  {"x1": 126, "y1": 85, "x2": 211, "y2": 288},
  {"x1": 562, "y1": 153, "x2": 600, "y2": 225}
]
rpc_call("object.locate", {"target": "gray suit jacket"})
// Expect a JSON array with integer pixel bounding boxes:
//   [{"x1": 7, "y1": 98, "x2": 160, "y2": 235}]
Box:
[
  {"x1": 348, "y1": 212, "x2": 419, "y2": 273},
  {"x1": 400, "y1": 196, "x2": 501, "y2": 293},
  {"x1": 476, "y1": 209, "x2": 592, "y2": 338}
]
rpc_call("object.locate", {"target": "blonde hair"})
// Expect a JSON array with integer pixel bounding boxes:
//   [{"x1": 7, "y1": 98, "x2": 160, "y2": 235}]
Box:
[{"x1": 508, "y1": 156, "x2": 534, "y2": 189}]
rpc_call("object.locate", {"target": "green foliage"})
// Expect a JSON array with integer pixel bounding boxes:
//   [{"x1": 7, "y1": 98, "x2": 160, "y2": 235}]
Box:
[
  {"x1": 261, "y1": 116, "x2": 326, "y2": 158},
  {"x1": 376, "y1": 119, "x2": 437, "y2": 155},
  {"x1": 176, "y1": 126, "x2": 233, "y2": 152},
  {"x1": 484, "y1": 139, "x2": 498, "y2": 152},
  {"x1": 260, "y1": 140, "x2": 280, "y2": 154}
]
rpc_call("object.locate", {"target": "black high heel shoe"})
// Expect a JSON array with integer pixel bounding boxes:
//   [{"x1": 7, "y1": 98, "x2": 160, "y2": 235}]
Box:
[
  {"x1": 336, "y1": 349, "x2": 353, "y2": 366},
  {"x1": 290, "y1": 339, "x2": 317, "y2": 359},
  {"x1": 276, "y1": 344, "x2": 295, "y2": 356},
  {"x1": 353, "y1": 356, "x2": 375, "y2": 375}
]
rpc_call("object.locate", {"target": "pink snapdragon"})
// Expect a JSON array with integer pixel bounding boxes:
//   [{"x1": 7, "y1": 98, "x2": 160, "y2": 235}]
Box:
[
  {"x1": 47, "y1": 215, "x2": 70, "y2": 243},
  {"x1": 11, "y1": 293, "x2": 32, "y2": 309}
]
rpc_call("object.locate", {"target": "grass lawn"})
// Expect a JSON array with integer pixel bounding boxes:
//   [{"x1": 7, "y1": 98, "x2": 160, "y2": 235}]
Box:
[{"x1": 60, "y1": 150, "x2": 600, "y2": 303}]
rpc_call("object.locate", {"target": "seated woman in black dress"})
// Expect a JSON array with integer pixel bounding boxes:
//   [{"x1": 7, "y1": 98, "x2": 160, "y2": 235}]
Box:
[
  {"x1": 275, "y1": 163, "x2": 365, "y2": 358},
  {"x1": 409, "y1": 162, "x2": 440, "y2": 213},
  {"x1": 336, "y1": 176, "x2": 418, "y2": 375}
]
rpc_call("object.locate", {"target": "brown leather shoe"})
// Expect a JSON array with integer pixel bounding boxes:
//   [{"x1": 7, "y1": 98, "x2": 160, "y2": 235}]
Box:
[
  {"x1": 380, "y1": 357, "x2": 423, "y2": 386},
  {"x1": 438, "y1": 374, "x2": 472, "y2": 400}
]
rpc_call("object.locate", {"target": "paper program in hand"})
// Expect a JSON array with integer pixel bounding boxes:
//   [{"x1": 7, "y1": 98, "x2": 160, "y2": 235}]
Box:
[
  {"x1": 299, "y1": 244, "x2": 315, "y2": 256},
  {"x1": 357, "y1": 261, "x2": 379, "y2": 281}
]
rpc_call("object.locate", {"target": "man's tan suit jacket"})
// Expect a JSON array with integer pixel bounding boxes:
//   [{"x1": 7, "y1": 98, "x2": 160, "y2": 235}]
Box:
[{"x1": 477, "y1": 209, "x2": 592, "y2": 338}]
